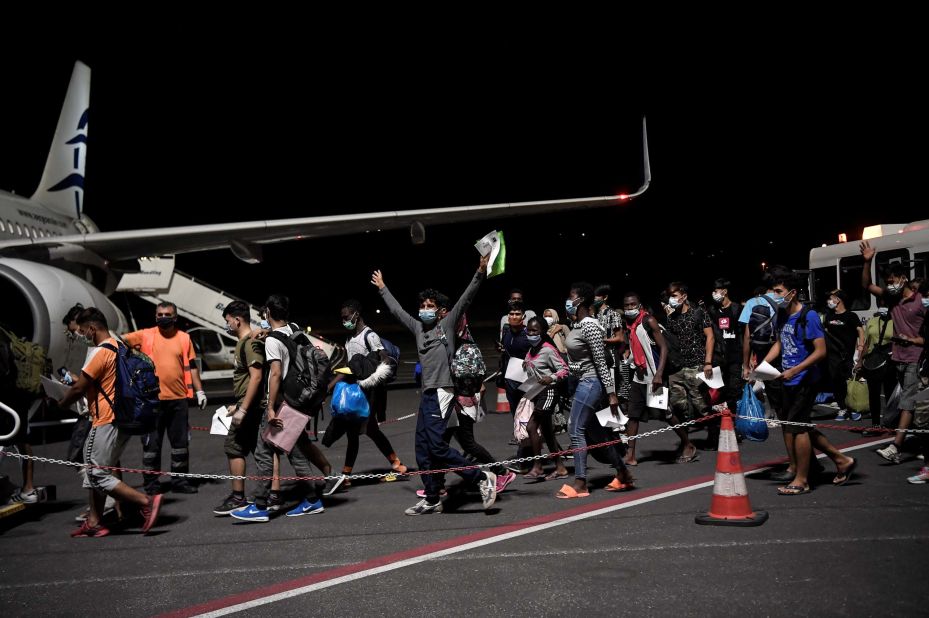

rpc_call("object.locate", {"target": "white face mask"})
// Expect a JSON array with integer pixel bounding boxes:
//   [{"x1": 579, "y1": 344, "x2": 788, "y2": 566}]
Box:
[
  {"x1": 544, "y1": 316, "x2": 555, "y2": 327},
  {"x1": 711, "y1": 292, "x2": 724, "y2": 303},
  {"x1": 668, "y1": 297, "x2": 682, "y2": 309},
  {"x1": 827, "y1": 300, "x2": 838, "y2": 310},
  {"x1": 887, "y1": 282, "x2": 904, "y2": 294}
]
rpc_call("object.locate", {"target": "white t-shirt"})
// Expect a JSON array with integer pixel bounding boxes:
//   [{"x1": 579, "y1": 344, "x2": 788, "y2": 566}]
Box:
[
  {"x1": 499, "y1": 309, "x2": 537, "y2": 338},
  {"x1": 265, "y1": 324, "x2": 293, "y2": 377},
  {"x1": 346, "y1": 326, "x2": 383, "y2": 360}
]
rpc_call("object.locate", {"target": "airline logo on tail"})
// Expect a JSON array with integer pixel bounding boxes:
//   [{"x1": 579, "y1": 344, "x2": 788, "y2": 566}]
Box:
[{"x1": 45, "y1": 107, "x2": 89, "y2": 220}]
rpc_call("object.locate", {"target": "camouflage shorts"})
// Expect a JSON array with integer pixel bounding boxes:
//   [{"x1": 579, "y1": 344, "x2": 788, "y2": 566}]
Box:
[{"x1": 668, "y1": 366, "x2": 710, "y2": 421}]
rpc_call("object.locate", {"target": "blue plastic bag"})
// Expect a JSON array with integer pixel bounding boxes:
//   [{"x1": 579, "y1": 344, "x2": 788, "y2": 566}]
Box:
[
  {"x1": 735, "y1": 384, "x2": 768, "y2": 442},
  {"x1": 330, "y1": 382, "x2": 370, "y2": 418}
]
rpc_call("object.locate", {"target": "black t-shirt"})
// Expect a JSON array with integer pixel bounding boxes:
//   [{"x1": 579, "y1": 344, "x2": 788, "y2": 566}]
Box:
[
  {"x1": 824, "y1": 310, "x2": 859, "y2": 357},
  {"x1": 712, "y1": 302, "x2": 743, "y2": 363}
]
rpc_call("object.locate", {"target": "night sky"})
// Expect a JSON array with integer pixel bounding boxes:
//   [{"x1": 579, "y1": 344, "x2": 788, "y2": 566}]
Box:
[{"x1": 1, "y1": 27, "x2": 925, "y2": 335}]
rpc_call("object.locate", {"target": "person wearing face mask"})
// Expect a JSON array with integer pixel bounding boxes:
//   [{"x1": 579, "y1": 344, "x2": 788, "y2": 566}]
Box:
[
  {"x1": 371, "y1": 252, "x2": 498, "y2": 516},
  {"x1": 762, "y1": 270, "x2": 857, "y2": 495},
  {"x1": 594, "y1": 284, "x2": 624, "y2": 395},
  {"x1": 212, "y1": 301, "x2": 270, "y2": 515},
  {"x1": 320, "y1": 299, "x2": 406, "y2": 489},
  {"x1": 705, "y1": 278, "x2": 743, "y2": 445},
  {"x1": 543, "y1": 308, "x2": 569, "y2": 354},
  {"x1": 122, "y1": 302, "x2": 205, "y2": 495},
  {"x1": 823, "y1": 289, "x2": 865, "y2": 421},
  {"x1": 861, "y1": 241, "x2": 927, "y2": 463},
  {"x1": 502, "y1": 302, "x2": 532, "y2": 445},
  {"x1": 738, "y1": 267, "x2": 792, "y2": 422},
  {"x1": 665, "y1": 282, "x2": 714, "y2": 458},
  {"x1": 56, "y1": 308, "x2": 163, "y2": 537},
  {"x1": 556, "y1": 282, "x2": 624, "y2": 498},
  {"x1": 521, "y1": 316, "x2": 570, "y2": 481}
]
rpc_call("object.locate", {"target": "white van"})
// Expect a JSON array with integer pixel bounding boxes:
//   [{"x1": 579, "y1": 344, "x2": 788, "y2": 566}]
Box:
[{"x1": 808, "y1": 219, "x2": 929, "y2": 322}]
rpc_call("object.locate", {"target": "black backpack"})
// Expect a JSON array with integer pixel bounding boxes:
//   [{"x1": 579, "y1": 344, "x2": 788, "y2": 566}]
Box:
[
  {"x1": 268, "y1": 329, "x2": 331, "y2": 414},
  {"x1": 749, "y1": 295, "x2": 780, "y2": 350},
  {"x1": 644, "y1": 321, "x2": 684, "y2": 375}
]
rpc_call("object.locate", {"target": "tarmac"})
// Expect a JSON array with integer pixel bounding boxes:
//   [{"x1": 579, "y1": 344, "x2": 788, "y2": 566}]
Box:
[{"x1": 1, "y1": 388, "x2": 928, "y2": 617}]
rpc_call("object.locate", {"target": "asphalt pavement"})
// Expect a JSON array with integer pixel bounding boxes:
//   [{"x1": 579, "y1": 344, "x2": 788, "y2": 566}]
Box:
[{"x1": 1, "y1": 388, "x2": 927, "y2": 617}]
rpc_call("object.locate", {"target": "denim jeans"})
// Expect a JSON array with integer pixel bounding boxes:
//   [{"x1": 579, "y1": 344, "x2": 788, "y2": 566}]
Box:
[{"x1": 568, "y1": 377, "x2": 603, "y2": 480}]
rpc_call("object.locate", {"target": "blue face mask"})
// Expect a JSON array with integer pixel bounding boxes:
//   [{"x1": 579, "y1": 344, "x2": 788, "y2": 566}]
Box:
[
  {"x1": 565, "y1": 298, "x2": 579, "y2": 316},
  {"x1": 259, "y1": 319, "x2": 271, "y2": 330},
  {"x1": 922, "y1": 298, "x2": 929, "y2": 309},
  {"x1": 526, "y1": 334, "x2": 541, "y2": 346},
  {"x1": 223, "y1": 321, "x2": 237, "y2": 334},
  {"x1": 419, "y1": 310, "x2": 437, "y2": 323}
]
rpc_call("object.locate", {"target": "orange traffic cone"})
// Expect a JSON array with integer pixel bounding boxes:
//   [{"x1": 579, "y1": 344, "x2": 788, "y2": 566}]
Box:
[
  {"x1": 695, "y1": 409, "x2": 768, "y2": 527},
  {"x1": 495, "y1": 387, "x2": 510, "y2": 414}
]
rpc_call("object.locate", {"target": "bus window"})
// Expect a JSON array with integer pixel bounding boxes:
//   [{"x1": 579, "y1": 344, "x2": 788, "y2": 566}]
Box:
[
  {"x1": 839, "y1": 255, "x2": 871, "y2": 311},
  {"x1": 810, "y1": 266, "x2": 836, "y2": 307},
  {"x1": 875, "y1": 248, "x2": 911, "y2": 284},
  {"x1": 915, "y1": 251, "x2": 928, "y2": 280}
]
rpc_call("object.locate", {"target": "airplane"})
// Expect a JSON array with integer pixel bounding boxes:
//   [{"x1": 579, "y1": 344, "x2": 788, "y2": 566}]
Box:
[{"x1": 0, "y1": 61, "x2": 651, "y2": 373}]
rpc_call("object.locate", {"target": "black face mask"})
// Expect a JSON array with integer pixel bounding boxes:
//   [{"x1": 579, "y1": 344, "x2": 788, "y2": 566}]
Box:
[{"x1": 156, "y1": 317, "x2": 177, "y2": 328}]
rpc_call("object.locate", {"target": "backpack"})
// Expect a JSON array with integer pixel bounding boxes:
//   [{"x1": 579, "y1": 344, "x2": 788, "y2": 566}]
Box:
[
  {"x1": 97, "y1": 342, "x2": 161, "y2": 435},
  {"x1": 0, "y1": 325, "x2": 48, "y2": 395},
  {"x1": 452, "y1": 342, "x2": 487, "y2": 380},
  {"x1": 268, "y1": 330, "x2": 331, "y2": 414},
  {"x1": 644, "y1": 321, "x2": 684, "y2": 375},
  {"x1": 364, "y1": 329, "x2": 399, "y2": 382},
  {"x1": 748, "y1": 295, "x2": 780, "y2": 350}
]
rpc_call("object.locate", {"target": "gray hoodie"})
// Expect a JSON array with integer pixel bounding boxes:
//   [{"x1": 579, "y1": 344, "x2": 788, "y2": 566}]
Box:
[{"x1": 380, "y1": 271, "x2": 484, "y2": 390}]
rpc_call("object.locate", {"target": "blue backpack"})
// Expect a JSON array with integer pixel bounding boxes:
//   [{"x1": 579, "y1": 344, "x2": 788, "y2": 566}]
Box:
[
  {"x1": 364, "y1": 329, "x2": 400, "y2": 382},
  {"x1": 98, "y1": 342, "x2": 161, "y2": 434}
]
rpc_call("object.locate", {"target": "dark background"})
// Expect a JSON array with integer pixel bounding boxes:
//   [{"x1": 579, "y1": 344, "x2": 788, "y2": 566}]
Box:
[{"x1": 1, "y1": 24, "x2": 925, "y2": 336}]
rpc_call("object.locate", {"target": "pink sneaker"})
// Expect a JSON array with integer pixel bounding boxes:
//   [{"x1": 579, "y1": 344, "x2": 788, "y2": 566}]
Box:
[{"x1": 495, "y1": 471, "x2": 516, "y2": 493}]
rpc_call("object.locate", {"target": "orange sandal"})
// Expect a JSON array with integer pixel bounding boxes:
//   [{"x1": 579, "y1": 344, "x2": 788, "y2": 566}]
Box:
[
  {"x1": 604, "y1": 478, "x2": 635, "y2": 492},
  {"x1": 555, "y1": 484, "x2": 590, "y2": 499}
]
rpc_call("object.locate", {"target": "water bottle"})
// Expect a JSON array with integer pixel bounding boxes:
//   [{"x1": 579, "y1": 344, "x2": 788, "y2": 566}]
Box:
[{"x1": 58, "y1": 367, "x2": 74, "y2": 385}]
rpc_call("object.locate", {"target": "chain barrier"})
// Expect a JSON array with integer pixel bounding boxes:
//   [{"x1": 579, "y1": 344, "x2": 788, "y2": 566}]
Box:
[
  {"x1": 0, "y1": 412, "x2": 724, "y2": 483},
  {"x1": 732, "y1": 414, "x2": 929, "y2": 434}
]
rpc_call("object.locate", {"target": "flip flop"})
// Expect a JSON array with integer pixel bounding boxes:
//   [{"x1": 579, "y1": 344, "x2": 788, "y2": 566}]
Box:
[
  {"x1": 555, "y1": 484, "x2": 590, "y2": 499},
  {"x1": 523, "y1": 471, "x2": 546, "y2": 480},
  {"x1": 604, "y1": 478, "x2": 635, "y2": 492},
  {"x1": 777, "y1": 484, "x2": 811, "y2": 496},
  {"x1": 833, "y1": 458, "x2": 857, "y2": 486},
  {"x1": 675, "y1": 449, "x2": 699, "y2": 464},
  {"x1": 544, "y1": 471, "x2": 569, "y2": 481}
]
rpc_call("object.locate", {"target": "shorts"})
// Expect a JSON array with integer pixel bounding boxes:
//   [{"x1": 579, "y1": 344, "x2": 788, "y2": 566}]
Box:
[
  {"x1": 83, "y1": 422, "x2": 132, "y2": 493},
  {"x1": 223, "y1": 407, "x2": 262, "y2": 458},
  {"x1": 896, "y1": 362, "x2": 921, "y2": 411},
  {"x1": 778, "y1": 382, "x2": 817, "y2": 435},
  {"x1": 627, "y1": 380, "x2": 670, "y2": 422}
]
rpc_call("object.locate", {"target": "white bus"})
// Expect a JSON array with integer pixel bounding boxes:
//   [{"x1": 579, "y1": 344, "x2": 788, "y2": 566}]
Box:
[{"x1": 808, "y1": 219, "x2": 929, "y2": 322}]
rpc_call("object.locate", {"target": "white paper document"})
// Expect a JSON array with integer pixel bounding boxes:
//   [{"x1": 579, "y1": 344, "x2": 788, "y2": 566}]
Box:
[
  {"x1": 596, "y1": 407, "x2": 629, "y2": 429},
  {"x1": 474, "y1": 230, "x2": 499, "y2": 257},
  {"x1": 751, "y1": 361, "x2": 781, "y2": 380},
  {"x1": 646, "y1": 386, "x2": 669, "y2": 410},
  {"x1": 41, "y1": 376, "x2": 85, "y2": 414},
  {"x1": 518, "y1": 378, "x2": 546, "y2": 401},
  {"x1": 696, "y1": 366, "x2": 725, "y2": 389},
  {"x1": 211, "y1": 406, "x2": 232, "y2": 435},
  {"x1": 505, "y1": 357, "x2": 528, "y2": 382}
]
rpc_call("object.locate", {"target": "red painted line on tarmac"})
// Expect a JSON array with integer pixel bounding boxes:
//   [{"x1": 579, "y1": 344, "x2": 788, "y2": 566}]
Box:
[{"x1": 158, "y1": 434, "x2": 887, "y2": 618}]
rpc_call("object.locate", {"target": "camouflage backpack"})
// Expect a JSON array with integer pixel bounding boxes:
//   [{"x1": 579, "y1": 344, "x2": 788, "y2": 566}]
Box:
[
  {"x1": 0, "y1": 326, "x2": 47, "y2": 395},
  {"x1": 451, "y1": 342, "x2": 486, "y2": 380}
]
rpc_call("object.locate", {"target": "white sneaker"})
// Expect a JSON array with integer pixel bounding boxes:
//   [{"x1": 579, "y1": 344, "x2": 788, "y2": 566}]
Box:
[
  {"x1": 404, "y1": 499, "x2": 443, "y2": 516},
  {"x1": 479, "y1": 471, "x2": 497, "y2": 510},
  {"x1": 876, "y1": 443, "x2": 901, "y2": 464},
  {"x1": 907, "y1": 467, "x2": 929, "y2": 484},
  {"x1": 6, "y1": 488, "x2": 37, "y2": 505},
  {"x1": 835, "y1": 410, "x2": 848, "y2": 421}
]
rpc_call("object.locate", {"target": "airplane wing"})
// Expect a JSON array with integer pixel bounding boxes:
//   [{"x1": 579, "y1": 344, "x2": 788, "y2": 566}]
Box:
[{"x1": 0, "y1": 192, "x2": 641, "y2": 264}]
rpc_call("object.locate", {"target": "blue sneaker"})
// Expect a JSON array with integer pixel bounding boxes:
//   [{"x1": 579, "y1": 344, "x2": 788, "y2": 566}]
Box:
[
  {"x1": 286, "y1": 499, "x2": 324, "y2": 517},
  {"x1": 849, "y1": 411, "x2": 862, "y2": 422},
  {"x1": 230, "y1": 504, "x2": 269, "y2": 523}
]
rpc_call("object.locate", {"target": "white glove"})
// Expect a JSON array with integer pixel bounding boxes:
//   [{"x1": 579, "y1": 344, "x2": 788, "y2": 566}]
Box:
[{"x1": 196, "y1": 390, "x2": 208, "y2": 409}]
